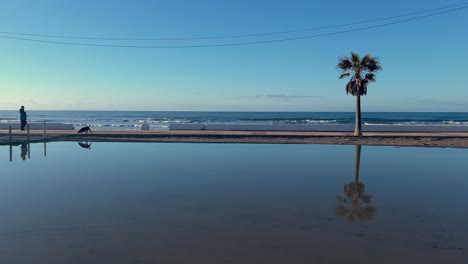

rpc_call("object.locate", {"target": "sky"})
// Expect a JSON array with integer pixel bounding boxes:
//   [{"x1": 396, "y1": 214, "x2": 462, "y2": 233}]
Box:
[{"x1": 0, "y1": 0, "x2": 467, "y2": 112}]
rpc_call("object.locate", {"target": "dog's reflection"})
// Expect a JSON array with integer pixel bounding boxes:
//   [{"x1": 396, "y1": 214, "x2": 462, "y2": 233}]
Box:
[{"x1": 77, "y1": 141, "x2": 92, "y2": 150}]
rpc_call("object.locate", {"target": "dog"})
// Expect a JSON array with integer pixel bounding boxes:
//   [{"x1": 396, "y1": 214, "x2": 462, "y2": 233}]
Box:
[{"x1": 78, "y1": 125, "x2": 92, "y2": 134}]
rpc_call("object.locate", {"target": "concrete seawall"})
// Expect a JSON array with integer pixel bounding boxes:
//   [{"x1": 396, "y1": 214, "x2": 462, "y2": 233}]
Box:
[
  {"x1": 0, "y1": 123, "x2": 74, "y2": 130},
  {"x1": 169, "y1": 123, "x2": 468, "y2": 132},
  {"x1": 2, "y1": 130, "x2": 468, "y2": 148}
]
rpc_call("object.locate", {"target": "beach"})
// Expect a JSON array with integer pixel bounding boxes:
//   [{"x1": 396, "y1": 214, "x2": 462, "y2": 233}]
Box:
[
  {"x1": 3, "y1": 111, "x2": 468, "y2": 148},
  {"x1": 2, "y1": 129, "x2": 468, "y2": 148},
  {"x1": 2, "y1": 1, "x2": 468, "y2": 262}
]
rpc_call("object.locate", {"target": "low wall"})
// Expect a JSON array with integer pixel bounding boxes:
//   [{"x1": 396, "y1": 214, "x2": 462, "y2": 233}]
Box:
[
  {"x1": 0, "y1": 123, "x2": 75, "y2": 130},
  {"x1": 169, "y1": 123, "x2": 468, "y2": 132}
]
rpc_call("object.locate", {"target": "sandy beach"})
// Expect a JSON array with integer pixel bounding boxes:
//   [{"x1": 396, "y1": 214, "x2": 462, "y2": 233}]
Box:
[{"x1": 2, "y1": 129, "x2": 468, "y2": 148}]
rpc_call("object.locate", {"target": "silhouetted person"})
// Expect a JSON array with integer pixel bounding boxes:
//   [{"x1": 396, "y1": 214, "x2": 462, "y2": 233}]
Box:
[
  {"x1": 20, "y1": 143, "x2": 28, "y2": 160},
  {"x1": 20, "y1": 106, "x2": 27, "y2": 131}
]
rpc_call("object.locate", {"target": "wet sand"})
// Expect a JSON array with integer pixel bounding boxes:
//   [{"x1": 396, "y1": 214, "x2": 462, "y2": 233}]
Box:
[{"x1": 2, "y1": 129, "x2": 468, "y2": 148}]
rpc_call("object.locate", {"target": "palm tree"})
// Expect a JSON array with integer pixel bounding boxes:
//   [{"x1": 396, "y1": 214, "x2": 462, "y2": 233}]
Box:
[
  {"x1": 337, "y1": 52, "x2": 382, "y2": 136},
  {"x1": 336, "y1": 145, "x2": 376, "y2": 223}
]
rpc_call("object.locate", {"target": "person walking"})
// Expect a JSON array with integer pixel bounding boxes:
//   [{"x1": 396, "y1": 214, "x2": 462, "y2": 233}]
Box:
[{"x1": 20, "y1": 105, "x2": 27, "y2": 131}]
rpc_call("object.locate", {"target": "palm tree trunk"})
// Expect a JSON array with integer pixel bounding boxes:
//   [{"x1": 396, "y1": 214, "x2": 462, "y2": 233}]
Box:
[
  {"x1": 354, "y1": 95, "x2": 362, "y2": 136},
  {"x1": 354, "y1": 144, "x2": 361, "y2": 183}
]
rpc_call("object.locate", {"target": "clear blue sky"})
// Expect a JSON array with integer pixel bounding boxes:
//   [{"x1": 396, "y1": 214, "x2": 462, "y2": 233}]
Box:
[{"x1": 0, "y1": 0, "x2": 467, "y2": 111}]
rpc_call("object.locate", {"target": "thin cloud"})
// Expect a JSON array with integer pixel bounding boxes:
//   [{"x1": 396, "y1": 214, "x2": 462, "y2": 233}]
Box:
[
  {"x1": 248, "y1": 94, "x2": 321, "y2": 100},
  {"x1": 402, "y1": 98, "x2": 468, "y2": 106}
]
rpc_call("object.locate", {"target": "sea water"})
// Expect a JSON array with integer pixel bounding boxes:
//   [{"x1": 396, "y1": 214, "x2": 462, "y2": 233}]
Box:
[
  {"x1": 0, "y1": 142, "x2": 467, "y2": 263},
  {"x1": 1, "y1": 110, "x2": 468, "y2": 130}
]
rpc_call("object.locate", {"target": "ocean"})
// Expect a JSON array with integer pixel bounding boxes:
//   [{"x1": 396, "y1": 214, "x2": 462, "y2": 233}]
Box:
[{"x1": 1, "y1": 111, "x2": 468, "y2": 130}]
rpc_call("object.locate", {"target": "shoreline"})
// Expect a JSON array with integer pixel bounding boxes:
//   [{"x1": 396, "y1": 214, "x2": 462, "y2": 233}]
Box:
[{"x1": 2, "y1": 129, "x2": 468, "y2": 148}]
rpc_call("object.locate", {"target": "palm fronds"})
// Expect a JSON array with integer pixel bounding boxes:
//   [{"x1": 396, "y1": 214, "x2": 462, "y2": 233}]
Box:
[
  {"x1": 337, "y1": 57, "x2": 352, "y2": 71},
  {"x1": 362, "y1": 55, "x2": 382, "y2": 72},
  {"x1": 350, "y1": 52, "x2": 361, "y2": 66},
  {"x1": 339, "y1": 72, "x2": 351, "y2": 79},
  {"x1": 365, "y1": 73, "x2": 377, "y2": 82},
  {"x1": 337, "y1": 52, "x2": 381, "y2": 97}
]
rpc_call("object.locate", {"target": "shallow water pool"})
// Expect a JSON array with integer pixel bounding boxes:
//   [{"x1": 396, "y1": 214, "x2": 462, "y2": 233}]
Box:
[{"x1": 1, "y1": 142, "x2": 467, "y2": 263}]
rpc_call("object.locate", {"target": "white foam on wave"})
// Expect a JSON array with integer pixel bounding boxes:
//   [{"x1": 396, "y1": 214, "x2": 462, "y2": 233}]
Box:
[
  {"x1": 305, "y1": 119, "x2": 338, "y2": 124},
  {"x1": 443, "y1": 121, "x2": 468, "y2": 125},
  {"x1": 365, "y1": 121, "x2": 468, "y2": 126}
]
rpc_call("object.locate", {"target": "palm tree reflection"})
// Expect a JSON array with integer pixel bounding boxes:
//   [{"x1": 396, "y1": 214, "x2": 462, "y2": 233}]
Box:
[{"x1": 336, "y1": 145, "x2": 376, "y2": 223}]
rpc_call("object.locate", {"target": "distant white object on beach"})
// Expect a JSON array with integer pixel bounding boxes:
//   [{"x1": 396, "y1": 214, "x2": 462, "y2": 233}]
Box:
[
  {"x1": 0, "y1": 122, "x2": 74, "y2": 130},
  {"x1": 141, "y1": 123, "x2": 150, "y2": 130}
]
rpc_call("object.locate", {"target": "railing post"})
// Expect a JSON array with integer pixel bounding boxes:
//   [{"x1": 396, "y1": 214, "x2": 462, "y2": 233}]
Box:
[
  {"x1": 27, "y1": 124, "x2": 30, "y2": 141},
  {"x1": 43, "y1": 121, "x2": 46, "y2": 140},
  {"x1": 9, "y1": 125, "x2": 12, "y2": 143}
]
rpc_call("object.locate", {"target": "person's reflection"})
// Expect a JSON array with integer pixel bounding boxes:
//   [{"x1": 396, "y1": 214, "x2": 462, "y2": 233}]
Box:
[
  {"x1": 20, "y1": 143, "x2": 28, "y2": 160},
  {"x1": 336, "y1": 145, "x2": 376, "y2": 223}
]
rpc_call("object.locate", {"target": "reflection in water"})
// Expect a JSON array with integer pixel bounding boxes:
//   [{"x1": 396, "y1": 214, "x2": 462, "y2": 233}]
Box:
[
  {"x1": 6, "y1": 141, "x2": 97, "y2": 161},
  {"x1": 20, "y1": 143, "x2": 28, "y2": 160},
  {"x1": 336, "y1": 145, "x2": 377, "y2": 223},
  {"x1": 7, "y1": 142, "x2": 46, "y2": 162},
  {"x1": 78, "y1": 141, "x2": 92, "y2": 150},
  {"x1": 1, "y1": 142, "x2": 468, "y2": 263}
]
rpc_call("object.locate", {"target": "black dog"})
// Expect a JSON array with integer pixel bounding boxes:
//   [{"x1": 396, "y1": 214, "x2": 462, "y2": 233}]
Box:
[{"x1": 78, "y1": 126, "x2": 92, "y2": 134}]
